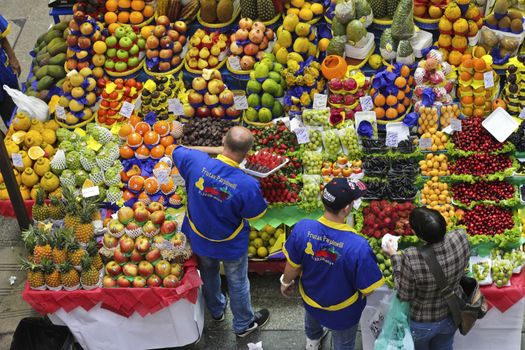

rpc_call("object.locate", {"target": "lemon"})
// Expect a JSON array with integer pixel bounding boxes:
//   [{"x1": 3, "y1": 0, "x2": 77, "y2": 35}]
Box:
[
  {"x1": 248, "y1": 246, "x2": 257, "y2": 256},
  {"x1": 260, "y1": 232, "x2": 270, "y2": 242},
  {"x1": 368, "y1": 54, "x2": 383, "y2": 70},
  {"x1": 257, "y1": 247, "x2": 269, "y2": 258},
  {"x1": 263, "y1": 224, "x2": 275, "y2": 234},
  {"x1": 253, "y1": 238, "x2": 264, "y2": 248},
  {"x1": 291, "y1": 0, "x2": 305, "y2": 7},
  {"x1": 311, "y1": 3, "x2": 323, "y2": 15},
  {"x1": 249, "y1": 231, "x2": 258, "y2": 240}
]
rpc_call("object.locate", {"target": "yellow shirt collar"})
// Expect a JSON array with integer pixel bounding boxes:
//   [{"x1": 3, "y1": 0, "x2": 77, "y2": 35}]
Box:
[
  {"x1": 217, "y1": 154, "x2": 239, "y2": 168},
  {"x1": 318, "y1": 216, "x2": 353, "y2": 232}
]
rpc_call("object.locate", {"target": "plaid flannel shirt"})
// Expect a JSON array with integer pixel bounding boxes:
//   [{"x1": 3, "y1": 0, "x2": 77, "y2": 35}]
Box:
[{"x1": 391, "y1": 229, "x2": 470, "y2": 323}]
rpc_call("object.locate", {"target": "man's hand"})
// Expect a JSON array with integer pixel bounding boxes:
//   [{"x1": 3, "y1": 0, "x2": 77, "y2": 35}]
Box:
[
  {"x1": 10, "y1": 56, "x2": 20, "y2": 76},
  {"x1": 280, "y1": 282, "x2": 294, "y2": 298}
]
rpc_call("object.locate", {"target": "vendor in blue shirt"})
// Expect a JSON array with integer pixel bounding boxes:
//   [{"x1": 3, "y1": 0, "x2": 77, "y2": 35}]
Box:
[
  {"x1": 171, "y1": 126, "x2": 269, "y2": 338},
  {"x1": 0, "y1": 15, "x2": 21, "y2": 127},
  {"x1": 281, "y1": 178, "x2": 384, "y2": 350}
]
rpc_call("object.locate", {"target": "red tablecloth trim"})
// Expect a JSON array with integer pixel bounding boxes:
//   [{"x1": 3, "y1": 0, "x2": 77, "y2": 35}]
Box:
[
  {"x1": 0, "y1": 200, "x2": 34, "y2": 218},
  {"x1": 480, "y1": 269, "x2": 525, "y2": 312},
  {"x1": 248, "y1": 259, "x2": 286, "y2": 275},
  {"x1": 22, "y1": 257, "x2": 202, "y2": 318}
]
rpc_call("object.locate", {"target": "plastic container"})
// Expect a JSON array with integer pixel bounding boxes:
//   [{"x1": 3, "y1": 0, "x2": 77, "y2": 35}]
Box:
[
  {"x1": 240, "y1": 156, "x2": 289, "y2": 178},
  {"x1": 482, "y1": 107, "x2": 519, "y2": 142},
  {"x1": 345, "y1": 33, "x2": 375, "y2": 60},
  {"x1": 410, "y1": 30, "x2": 433, "y2": 58}
]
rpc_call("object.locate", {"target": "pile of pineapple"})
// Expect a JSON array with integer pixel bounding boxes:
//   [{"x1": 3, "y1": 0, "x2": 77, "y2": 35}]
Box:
[
  {"x1": 22, "y1": 186, "x2": 103, "y2": 290},
  {"x1": 2, "y1": 112, "x2": 60, "y2": 200}
]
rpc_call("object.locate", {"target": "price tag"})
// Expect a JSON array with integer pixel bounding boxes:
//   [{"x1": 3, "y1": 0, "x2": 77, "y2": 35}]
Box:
[
  {"x1": 119, "y1": 101, "x2": 135, "y2": 118},
  {"x1": 294, "y1": 127, "x2": 310, "y2": 144},
  {"x1": 359, "y1": 96, "x2": 373, "y2": 111},
  {"x1": 289, "y1": 117, "x2": 302, "y2": 132},
  {"x1": 134, "y1": 96, "x2": 142, "y2": 109},
  {"x1": 451, "y1": 118, "x2": 462, "y2": 132},
  {"x1": 168, "y1": 98, "x2": 185, "y2": 115},
  {"x1": 519, "y1": 107, "x2": 525, "y2": 120},
  {"x1": 313, "y1": 94, "x2": 328, "y2": 109},
  {"x1": 218, "y1": 50, "x2": 227, "y2": 62},
  {"x1": 442, "y1": 125, "x2": 453, "y2": 135},
  {"x1": 55, "y1": 105, "x2": 66, "y2": 121},
  {"x1": 419, "y1": 137, "x2": 432, "y2": 149},
  {"x1": 11, "y1": 153, "x2": 23, "y2": 168},
  {"x1": 233, "y1": 95, "x2": 248, "y2": 110},
  {"x1": 228, "y1": 56, "x2": 242, "y2": 70},
  {"x1": 82, "y1": 186, "x2": 100, "y2": 198},
  {"x1": 111, "y1": 213, "x2": 118, "y2": 219},
  {"x1": 385, "y1": 132, "x2": 398, "y2": 147},
  {"x1": 484, "y1": 71, "x2": 494, "y2": 88},
  {"x1": 353, "y1": 198, "x2": 362, "y2": 210},
  {"x1": 154, "y1": 168, "x2": 170, "y2": 185}
]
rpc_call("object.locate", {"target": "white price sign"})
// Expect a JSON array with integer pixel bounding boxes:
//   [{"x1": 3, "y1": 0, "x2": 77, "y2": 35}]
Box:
[
  {"x1": 55, "y1": 105, "x2": 66, "y2": 121},
  {"x1": 419, "y1": 137, "x2": 432, "y2": 149},
  {"x1": 294, "y1": 127, "x2": 310, "y2": 144},
  {"x1": 484, "y1": 71, "x2": 494, "y2": 88},
  {"x1": 519, "y1": 107, "x2": 525, "y2": 120},
  {"x1": 385, "y1": 132, "x2": 399, "y2": 147},
  {"x1": 154, "y1": 169, "x2": 170, "y2": 185},
  {"x1": 359, "y1": 96, "x2": 373, "y2": 111},
  {"x1": 119, "y1": 101, "x2": 135, "y2": 118},
  {"x1": 168, "y1": 98, "x2": 185, "y2": 115},
  {"x1": 233, "y1": 95, "x2": 248, "y2": 110},
  {"x1": 312, "y1": 94, "x2": 328, "y2": 110},
  {"x1": 353, "y1": 198, "x2": 362, "y2": 210},
  {"x1": 11, "y1": 153, "x2": 23, "y2": 168},
  {"x1": 82, "y1": 186, "x2": 100, "y2": 198},
  {"x1": 134, "y1": 96, "x2": 142, "y2": 109},
  {"x1": 218, "y1": 50, "x2": 227, "y2": 62},
  {"x1": 451, "y1": 118, "x2": 462, "y2": 132},
  {"x1": 228, "y1": 56, "x2": 242, "y2": 70}
]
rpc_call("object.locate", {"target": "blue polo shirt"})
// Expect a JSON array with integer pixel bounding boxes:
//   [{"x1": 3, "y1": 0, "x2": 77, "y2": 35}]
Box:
[
  {"x1": 172, "y1": 146, "x2": 267, "y2": 260},
  {"x1": 284, "y1": 217, "x2": 384, "y2": 330}
]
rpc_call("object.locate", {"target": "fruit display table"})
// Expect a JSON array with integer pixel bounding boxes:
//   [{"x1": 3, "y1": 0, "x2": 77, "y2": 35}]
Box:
[
  {"x1": 360, "y1": 270, "x2": 525, "y2": 350},
  {"x1": 22, "y1": 258, "x2": 204, "y2": 350}
]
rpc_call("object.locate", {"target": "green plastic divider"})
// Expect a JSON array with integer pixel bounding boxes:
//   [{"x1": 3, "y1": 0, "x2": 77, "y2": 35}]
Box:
[{"x1": 250, "y1": 206, "x2": 323, "y2": 230}]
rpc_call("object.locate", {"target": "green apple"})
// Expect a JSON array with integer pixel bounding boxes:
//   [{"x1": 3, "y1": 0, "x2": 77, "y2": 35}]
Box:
[
  {"x1": 115, "y1": 27, "x2": 127, "y2": 39},
  {"x1": 137, "y1": 38, "x2": 146, "y2": 49},
  {"x1": 105, "y1": 36, "x2": 117, "y2": 48},
  {"x1": 116, "y1": 49, "x2": 129, "y2": 60},
  {"x1": 258, "y1": 107, "x2": 272, "y2": 123},
  {"x1": 119, "y1": 37, "x2": 133, "y2": 49},
  {"x1": 106, "y1": 48, "x2": 117, "y2": 58},
  {"x1": 115, "y1": 61, "x2": 128, "y2": 72},
  {"x1": 245, "y1": 107, "x2": 258, "y2": 122},
  {"x1": 128, "y1": 56, "x2": 139, "y2": 67},
  {"x1": 104, "y1": 60, "x2": 115, "y2": 70},
  {"x1": 129, "y1": 44, "x2": 139, "y2": 56},
  {"x1": 127, "y1": 32, "x2": 137, "y2": 42}
]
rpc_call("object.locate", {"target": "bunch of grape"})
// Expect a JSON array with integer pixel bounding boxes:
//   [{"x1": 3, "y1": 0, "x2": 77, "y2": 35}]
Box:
[
  {"x1": 338, "y1": 127, "x2": 359, "y2": 156},
  {"x1": 300, "y1": 176, "x2": 321, "y2": 211},
  {"x1": 302, "y1": 109, "x2": 329, "y2": 126},
  {"x1": 303, "y1": 150, "x2": 323, "y2": 175},
  {"x1": 323, "y1": 130, "x2": 342, "y2": 160},
  {"x1": 472, "y1": 261, "x2": 490, "y2": 282},
  {"x1": 306, "y1": 129, "x2": 323, "y2": 151},
  {"x1": 491, "y1": 259, "x2": 513, "y2": 287},
  {"x1": 503, "y1": 249, "x2": 525, "y2": 271}
]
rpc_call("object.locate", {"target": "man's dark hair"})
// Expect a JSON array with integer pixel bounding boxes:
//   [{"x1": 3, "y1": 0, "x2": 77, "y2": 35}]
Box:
[
  {"x1": 409, "y1": 207, "x2": 447, "y2": 244},
  {"x1": 224, "y1": 127, "x2": 253, "y2": 155}
]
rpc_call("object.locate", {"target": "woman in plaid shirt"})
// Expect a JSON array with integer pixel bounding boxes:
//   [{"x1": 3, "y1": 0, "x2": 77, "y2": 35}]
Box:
[{"x1": 384, "y1": 208, "x2": 469, "y2": 350}]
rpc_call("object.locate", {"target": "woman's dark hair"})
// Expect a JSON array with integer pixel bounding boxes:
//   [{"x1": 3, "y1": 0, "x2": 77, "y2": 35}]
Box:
[{"x1": 409, "y1": 207, "x2": 447, "y2": 244}]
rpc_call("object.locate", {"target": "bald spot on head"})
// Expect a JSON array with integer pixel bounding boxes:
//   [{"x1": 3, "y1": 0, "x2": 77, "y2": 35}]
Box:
[{"x1": 223, "y1": 126, "x2": 254, "y2": 157}]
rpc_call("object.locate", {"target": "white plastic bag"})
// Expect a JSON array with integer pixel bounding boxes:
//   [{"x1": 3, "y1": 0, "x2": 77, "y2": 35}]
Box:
[
  {"x1": 3, "y1": 85, "x2": 49, "y2": 121},
  {"x1": 368, "y1": 293, "x2": 393, "y2": 339}
]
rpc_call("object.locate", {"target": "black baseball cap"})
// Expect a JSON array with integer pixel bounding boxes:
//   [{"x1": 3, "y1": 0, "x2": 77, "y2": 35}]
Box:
[{"x1": 321, "y1": 178, "x2": 367, "y2": 211}]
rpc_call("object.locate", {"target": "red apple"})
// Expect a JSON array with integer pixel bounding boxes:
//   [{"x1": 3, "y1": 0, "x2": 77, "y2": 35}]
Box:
[
  {"x1": 211, "y1": 106, "x2": 226, "y2": 118},
  {"x1": 196, "y1": 106, "x2": 211, "y2": 118},
  {"x1": 105, "y1": 261, "x2": 122, "y2": 276},
  {"x1": 150, "y1": 210, "x2": 165, "y2": 225},
  {"x1": 155, "y1": 260, "x2": 171, "y2": 279},
  {"x1": 147, "y1": 202, "x2": 164, "y2": 213},
  {"x1": 119, "y1": 236, "x2": 135, "y2": 254},
  {"x1": 123, "y1": 262, "x2": 138, "y2": 277},
  {"x1": 173, "y1": 21, "x2": 187, "y2": 33},
  {"x1": 108, "y1": 219, "x2": 125, "y2": 234},
  {"x1": 117, "y1": 275, "x2": 131, "y2": 288},
  {"x1": 103, "y1": 233, "x2": 119, "y2": 249},
  {"x1": 226, "y1": 105, "x2": 241, "y2": 118},
  {"x1": 160, "y1": 220, "x2": 177, "y2": 235},
  {"x1": 130, "y1": 249, "x2": 143, "y2": 263},
  {"x1": 135, "y1": 236, "x2": 151, "y2": 253},
  {"x1": 146, "y1": 248, "x2": 161, "y2": 263},
  {"x1": 132, "y1": 202, "x2": 146, "y2": 211},
  {"x1": 133, "y1": 276, "x2": 147, "y2": 288},
  {"x1": 118, "y1": 207, "x2": 134, "y2": 224},
  {"x1": 103, "y1": 275, "x2": 117, "y2": 288},
  {"x1": 170, "y1": 263, "x2": 183, "y2": 278},
  {"x1": 134, "y1": 207, "x2": 150, "y2": 223},
  {"x1": 142, "y1": 221, "x2": 158, "y2": 236},
  {"x1": 163, "y1": 274, "x2": 180, "y2": 288},
  {"x1": 188, "y1": 91, "x2": 204, "y2": 106},
  {"x1": 170, "y1": 233, "x2": 185, "y2": 247},
  {"x1": 138, "y1": 261, "x2": 154, "y2": 278},
  {"x1": 113, "y1": 248, "x2": 128, "y2": 264},
  {"x1": 147, "y1": 274, "x2": 162, "y2": 287},
  {"x1": 219, "y1": 90, "x2": 234, "y2": 106}
]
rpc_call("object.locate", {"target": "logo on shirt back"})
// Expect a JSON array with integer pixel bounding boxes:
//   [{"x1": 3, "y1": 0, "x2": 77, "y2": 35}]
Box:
[
  {"x1": 194, "y1": 176, "x2": 233, "y2": 202},
  {"x1": 305, "y1": 241, "x2": 340, "y2": 265}
]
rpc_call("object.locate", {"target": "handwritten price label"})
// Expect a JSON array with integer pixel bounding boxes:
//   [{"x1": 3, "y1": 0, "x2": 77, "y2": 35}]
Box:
[
  {"x1": 484, "y1": 71, "x2": 494, "y2": 88},
  {"x1": 82, "y1": 186, "x2": 100, "y2": 198},
  {"x1": 451, "y1": 118, "x2": 462, "y2": 132},
  {"x1": 119, "y1": 101, "x2": 135, "y2": 118},
  {"x1": 313, "y1": 94, "x2": 328, "y2": 110},
  {"x1": 233, "y1": 95, "x2": 248, "y2": 110},
  {"x1": 385, "y1": 132, "x2": 398, "y2": 147},
  {"x1": 168, "y1": 98, "x2": 185, "y2": 115},
  {"x1": 419, "y1": 137, "x2": 432, "y2": 149},
  {"x1": 154, "y1": 168, "x2": 170, "y2": 185},
  {"x1": 228, "y1": 56, "x2": 242, "y2": 70},
  {"x1": 55, "y1": 105, "x2": 66, "y2": 121},
  {"x1": 294, "y1": 127, "x2": 310, "y2": 144},
  {"x1": 11, "y1": 153, "x2": 23, "y2": 168},
  {"x1": 360, "y1": 96, "x2": 373, "y2": 111}
]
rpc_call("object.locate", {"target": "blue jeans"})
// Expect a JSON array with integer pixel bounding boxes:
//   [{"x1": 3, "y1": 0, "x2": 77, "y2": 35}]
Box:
[
  {"x1": 305, "y1": 310, "x2": 358, "y2": 350},
  {"x1": 198, "y1": 253, "x2": 254, "y2": 333},
  {"x1": 410, "y1": 316, "x2": 457, "y2": 350}
]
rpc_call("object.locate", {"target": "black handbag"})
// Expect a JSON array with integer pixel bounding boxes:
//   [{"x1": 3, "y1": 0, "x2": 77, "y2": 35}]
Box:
[{"x1": 419, "y1": 245, "x2": 488, "y2": 335}]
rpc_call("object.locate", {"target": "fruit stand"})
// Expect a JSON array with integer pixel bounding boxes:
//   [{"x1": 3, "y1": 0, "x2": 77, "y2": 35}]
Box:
[{"x1": 3, "y1": 0, "x2": 525, "y2": 347}]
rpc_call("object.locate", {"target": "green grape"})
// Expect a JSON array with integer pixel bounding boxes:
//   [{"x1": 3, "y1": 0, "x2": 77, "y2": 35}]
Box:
[
  {"x1": 306, "y1": 129, "x2": 323, "y2": 151},
  {"x1": 338, "y1": 127, "x2": 359, "y2": 156},
  {"x1": 303, "y1": 109, "x2": 329, "y2": 126},
  {"x1": 472, "y1": 262, "x2": 490, "y2": 281},
  {"x1": 323, "y1": 130, "x2": 341, "y2": 160},
  {"x1": 491, "y1": 259, "x2": 513, "y2": 288},
  {"x1": 503, "y1": 250, "x2": 525, "y2": 270},
  {"x1": 303, "y1": 150, "x2": 323, "y2": 175},
  {"x1": 300, "y1": 175, "x2": 321, "y2": 211}
]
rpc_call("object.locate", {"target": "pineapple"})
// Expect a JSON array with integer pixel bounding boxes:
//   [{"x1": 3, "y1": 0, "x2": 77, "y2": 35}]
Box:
[
  {"x1": 48, "y1": 195, "x2": 65, "y2": 220},
  {"x1": 59, "y1": 261, "x2": 80, "y2": 288},
  {"x1": 51, "y1": 228, "x2": 68, "y2": 264},
  {"x1": 32, "y1": 188, "x2": 49, "y2": 222},
  {"x1": 32, "y1": 229, "x2": 52, "y2": 264},
  {"x1": 21, "y1": 226, "x2": 37, "y2": 262},
  {"x1": 20, "y1": 258, "x2": 45, "y2": 289},
  {"x1": 75, "y1": 198, "x2": 99, "y2": 244},
  {"x1": 62, "y1": 186, "x2": 80, "y2": 229},
  {"x1": 41, "y1": 258, "x2": 61, "y2": 288},
  {"x1": 87, "y1": 240, "x2": 103, "y2": 271},
  {"x1": 80, "y1": 255, "x2": 100, "y2": 287},
  {"x1": 66, "y1": 235, "x2": 86, "y2": 266}
]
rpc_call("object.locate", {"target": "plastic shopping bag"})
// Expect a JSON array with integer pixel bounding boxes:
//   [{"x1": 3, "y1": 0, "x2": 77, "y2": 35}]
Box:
[
  {"x1": 3, "y1": 85, "x2": 48, "y2": 121},
  {"x1": 368, "y1": 293, "x2": 393, "y2": 339},
  {"x1": 374, "y1": 293, "x2": 415, "y2": 350}
]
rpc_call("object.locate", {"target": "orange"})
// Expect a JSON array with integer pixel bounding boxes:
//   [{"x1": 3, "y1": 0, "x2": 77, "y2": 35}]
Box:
[
  {"x1": 150, "y1": 144, "x2": 165, "y2": 159},
  {"x1": 129, "y1": 11, "x2": 144, "y2": 24},
  {"x1": 135, "y1": 122, "x2": 151, "y2": 136},
  {"x1": 400, "y1": 65, "x2": 410, "y2": 78},
  {"x1": 123, "y1": 189, "x2": 136, "y2": 201},
  {"x1": 104, "y1": 12, "x2": 118, "y2": 24},
  {"x1": 108, "y1": 23, "x2": 120, "y2": 34},
  {"x1": 394, "y1": 77, "x2": 406, "y2": 88},
  {"x1": 127, "y1": 132, "x2": 143, "y2": 147},
  {"x1": 386, "y1": 95, "x2": 397, "y2": 106},
  {"x1": 140, "y1": 25, "x2": 154, "y2": 39},
  {"x1": 474, "y1": 96, "x2": 484, "y2": 106},
  {"x1": 142, "y1": 4, "x2": 154, "y2": 17},
  {"x1": 128, "y1": 175, "x2": 145, "y2": 191},
  {"x1": 374, "y1": 94, "x2": 386, "y2": 107},
  {"x1": 459, "y1": 71, "x2": 471, "y2": 81},
  {"x1": 129, "y1": 115, "x2": 141, "y2": 126},
  {"x1": 165, "y1": 144, "x2": 176, "y2": 156},
  {"x1": 106, "y1": 0, "x2": 118, "y2": 11},
  {"x1": 396, "y1": 90, "x2": 405, "y2": 100},
  {"x1": 374, "y1": 107, "x2": 385, "y2": 119},
  {"x1": 144, "y1": 177, "x2": 159, "y2": 194},
  {"x1": 473, "y1": 72, "x2": 484, "y2": 80},
  {"x1": 473, "y1": 58, "x2": 486, "y2": 72},
  {"x1": 160, "y1": 178, "x2": 175, "y2": 194},
  {"x1": 385, "y1": 108, "x2": 398, "y2": 119},
  {"x1": 396, "y1": 104, "x2": 406, "y2": 114},
  {"x1": 160, "y1": 135, "x2": 174, "y2": 147},
  {"x1": 131, "y1": 0, "x2": 145, "y2": 11},
  {"x1": 462, "y1": 58, "x2": 473, "y2": 69},
  {"x1": 135, "y1": 145, "x2": 150, "y2": 158},
  {"x1": 462, "y1": 106, "x2": 473, "y2": 116},
  {"x1": 118, "y1": 123, "x2": 134, "y2": 138},
  {"x1": 144, "y1": 130, "x2": 159, "y2": 145},
  {"x1": 120, "y1": 145, "x2": 135, "y2": 159},
  {"x1": 460, "y1": 96, "x2": 473, "y2": 105},
  {"x1": 154, "y1": 120, "x2": 170, "y2": 136},
  {"x1": 403, "y1": 97, "x2": 410, "y2": 106},
  {"x1": 117, "y1": 12, "x2": 130, "y2": 23},
  {"x1": 118, "y1": 0, "x2": 131, "y2": 8}
]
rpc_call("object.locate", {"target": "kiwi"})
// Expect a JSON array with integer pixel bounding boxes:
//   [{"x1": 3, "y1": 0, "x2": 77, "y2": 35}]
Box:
[
  {"x1": 498, "y1": 16, "x2": 511, "y2": 30},
  {"x1": 511, "y1": 18, "x2": 523, "y2": 34},
  {"x1": 486, "y1": 14, "x2": 498, "y2": 28}
]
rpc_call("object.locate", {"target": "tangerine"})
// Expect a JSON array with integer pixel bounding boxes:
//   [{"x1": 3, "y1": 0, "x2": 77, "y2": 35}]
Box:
[
  {"x1": 150, "y1": 144, "x2": 165, "y2": 159},
  {"x1": 106, "y1": 0, "x2": 118, "y2": 11},
  {"x1": 473, "y1": 108, "x2": 484, "y2": 117},
  {"x1": 474, "y1": 96, "x2": 484, "y2": 106},
  {"x1": 108, "y1": 22, "x2": 120, "y2": 33},
  {"x1": 144, "y1": 130, "x2": 160, "y2": 145},
  {"x1": 473, "y1": 58, "x2": 486, "y2": 72},
  {"x1": 118, "y1": 0, "x2": 131, "y2": 8},
  {"x1": 128, "y1": 175, "x2": 145, "y2": 191},
  {"x1": 462, "y1": 106, "x2": 473, "y2": 116},
  {"x1": 120, "y1": 145, "x2": 135, "y2": 159},
  {"x1": 385, "y1": 108, "x2": 398, "y2": 119},
  {"x1": 127, "y1": 132, "x2": 143, "y2": 147},
  {"x1": 104, "y1": 12, "x2": 118, "y2": 24},
  {"x1": 374, "y1": 108, "x2": 385, "y2": 118},
  {"x1": 142, "y1": 4, "x2": 154, "y2": 17},
  {"x1": 473, "y1": 72, "x2": 484, "y2": 80},
  {"x1": 135, "y1": 145, "x2": 150, "y2": 158},
  {"x1": 117, "y1": 12, "x2": 130, "y2": 23},
  {"x1": 129, "y1": 11, "x2": 144, "y2": 24},
  {"x1": 160, "y1": 178, "x2": 175, "y2": 194},
  {"x1": 448, "y1": 51, "x2": 463, "y2": 66},
  {"x1": 394, "y1": 77, "x2": 406, "y2": 88},
  {"x1": 397, "y1": 104, "x2": 406, "y2": 114},
  {"x1": 135, "y1": 122, "x2": 151, "y2": 136},
  {"x1": 118, "y1": 124, "x2": 134, "y2": 139},
  {"x1": 459, "y1": 71, "x2": 472, "y2": 81},
  {"x1": 154, "y1": 120, "x2": 170, "y2": 136},
  {"x1": 138, "y1": 191, "x2": 151, "y2": 205},
  {"x1": 396, "y1": 90, "x2": 405, "y2": 100},
  {"x1": 386, "y1": 95, "x2": 398, "y2": 106},
  {"x1": 460, "y1": 96, "x2": 473, "y2": 105},
  {"x1": 165, "y1": 144, "x2": 176, "y2": 156},
  {"x1": 374, "y1": 94, "x2": 386, "y2": 107},
  {"x1": 403, "y1": 97, "x2": 411, "y2": 106},
  {"x1": 400, "y1": 65, "x2": 410, "y2": 78},
  {"x1": 144, "y1": 177, "x2": 160, "y2": 194},
  {"x1": 160, "y1": 135, "x2": 174, "y2": 147},
  {"x1": 131, "y1": 0, "x2": 145, "y2": 10},
  {"x1": 129, "y1": 115, "x2": 141, "y2": 126}
]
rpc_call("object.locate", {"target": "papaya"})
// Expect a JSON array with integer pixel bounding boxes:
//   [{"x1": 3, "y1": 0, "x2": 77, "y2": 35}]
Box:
[
  {"x1": 28, "y1": 76, "x2": 37, "y2": 84},
  {"x1": 36, "y1": 76, "x2": 54, "y2": 91},
  {"x1": 35, "y1": 66, "x2": 48, "y2": 79},
  {"x1": 47, "y1": 65, "x2": 66, "y2": 79},
  {"x1": 26, "y1": 91, "x2": 39, "y2": 98},
  {"x1": 52, "y1": 21, "x2": 68, "y2": 31},
  {"x1": 56, "y1": 77, "x2": 66, "y2": 88},
  {"x1": 36, "y1": 52, "x2": 50, "y2": 65},
  {"x1": 36, "y1": 32, "x2": 47, "y2": 45},
  {"x1": 48, "y1": 41, "x2": 67, "y2": 56},
  {"x1": 46, "y1": 37, "x2": 64, "y2": 50},
  {"x1": 38, "y1": 90, "x2": 50, "y2": 100},
  {"x1": 49, "y1": 53, "x2": 66, "y2": 65},
  {"x1": 42, "y1": 30, "x2": 62, "y2": 44}
]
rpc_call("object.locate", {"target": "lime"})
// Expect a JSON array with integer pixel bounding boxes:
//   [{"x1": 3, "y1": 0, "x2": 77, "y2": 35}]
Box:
[
  {"x1": 368, "y1": 54, "x2": 383, "y2": 70},
  {"x1": 248, "y1": 246, "x2": 256, "y2": 256},
  {"x1": 257, "y1": 247, "x2": 268, "y2": 258},
  {"x1": 253, "y1": 238, "x2": 264, "y2": 248}
]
